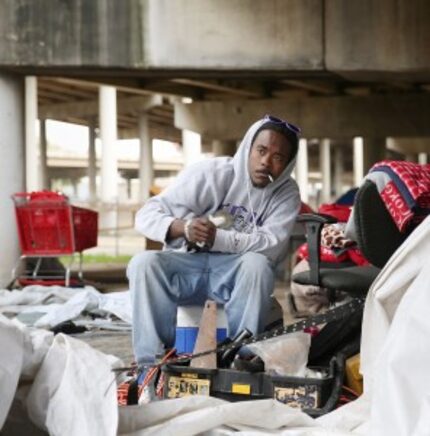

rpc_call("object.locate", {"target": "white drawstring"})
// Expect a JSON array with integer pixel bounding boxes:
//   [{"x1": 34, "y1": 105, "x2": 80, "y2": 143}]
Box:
[{"x1": 246, "y1": 177, "x2": 266, "y2": 233}]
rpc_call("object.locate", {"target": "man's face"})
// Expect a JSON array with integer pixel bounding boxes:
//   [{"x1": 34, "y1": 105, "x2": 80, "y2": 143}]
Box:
[{"x1": 248, "y1": 129, "x2": 292, "y2": 188}]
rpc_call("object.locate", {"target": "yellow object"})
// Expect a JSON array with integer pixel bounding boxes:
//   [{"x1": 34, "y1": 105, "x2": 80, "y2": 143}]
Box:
[
  {"x1": 232, "y1": 383, "x2": 251, "y2": 395},
  {"x1": 345, "y1": 353, "x2": 363, "y2": 395},
  {"x1": 166, "y1": 376, "x2": 210, "y2": 398},
  {"x1": 180, "y1": 372, "x2": 198, "y2": 379}
]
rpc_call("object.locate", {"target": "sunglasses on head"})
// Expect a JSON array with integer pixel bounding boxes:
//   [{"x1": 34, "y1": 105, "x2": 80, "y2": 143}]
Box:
[{"x1": 264, "y1": 114, "x2": 301, "y2": 135}]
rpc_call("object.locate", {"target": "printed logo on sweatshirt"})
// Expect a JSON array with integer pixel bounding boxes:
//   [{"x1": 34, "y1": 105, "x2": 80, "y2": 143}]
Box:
[{"x1": 219, "y1": 203, "x2": 262, "y2": 233}]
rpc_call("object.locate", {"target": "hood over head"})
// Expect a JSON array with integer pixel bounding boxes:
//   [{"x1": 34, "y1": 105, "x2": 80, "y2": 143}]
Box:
[{"x1": 232, "y1": 116, "x2": 300, "y2": 193}]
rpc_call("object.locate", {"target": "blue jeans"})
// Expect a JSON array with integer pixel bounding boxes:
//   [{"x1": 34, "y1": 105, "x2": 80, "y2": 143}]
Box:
[{"x1": 127, "y1": 251, "x2": 275, "y2": 366}]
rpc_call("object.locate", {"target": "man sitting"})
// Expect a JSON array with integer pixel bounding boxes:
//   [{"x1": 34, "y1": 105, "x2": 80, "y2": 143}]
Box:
[{"x1": 127, "y1": 115, "x2": 301, "y2": 380}]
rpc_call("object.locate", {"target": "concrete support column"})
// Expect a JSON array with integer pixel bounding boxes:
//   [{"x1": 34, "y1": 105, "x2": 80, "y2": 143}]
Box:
[
  {"x1": 40, "y1": 118, "x2": 49, "y2": 190},
  {"x1": 363, "y1": 137, "x2": 386, "y2": 174},
  {"x1": 0, "y1": 74, "x2": 25, "y2": 287},
  {"x1": 212, "y1": 139, "x2": 237, "y2": 156},
  {"x1": 25, "y1": 76, "x2": 39, "y2": 191},
  {"x1": 88, "y1": 119, "x2": 97, "y2": 203},
  {"x1": 333, "y1": 145, "x2": 344, "y2": 197},
  {"x1": 353, "y1": 137, "x2": 364, "y2": 187},
  {"x1": 99, "y1": 85, "x2": 118, "y2": 229},
  {"x1": 138, "y1": 112, "x2": 153, "y2": 203},
  {"x1": 182, "y1": 129, "x2": 202, "y2": 166},
  {"x1": 72, "y1": 179, "x2": 78, "y2": 197},
  {"x1": 295, "y1": 138, "x2": 309, "y2": 203},
  {"x1": 320, "y1": 138, "x2": 331, "y2": 203},
  {"x1": 418, "y1": 153, "x2": 428, "y2": 165}
]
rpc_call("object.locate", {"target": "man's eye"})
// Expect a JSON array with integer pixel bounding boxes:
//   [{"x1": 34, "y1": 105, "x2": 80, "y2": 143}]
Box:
[{"x1": 258, "y1": 149, "x2": 265, "y2": 156}]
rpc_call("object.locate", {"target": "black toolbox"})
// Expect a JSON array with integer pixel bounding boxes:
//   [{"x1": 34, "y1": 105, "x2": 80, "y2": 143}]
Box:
[{"x1": 162, "y1": 353, "x2": 344, "y2": 416}]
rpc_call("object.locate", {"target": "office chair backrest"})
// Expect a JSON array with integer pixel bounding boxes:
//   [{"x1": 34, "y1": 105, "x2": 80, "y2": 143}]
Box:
[{"x1": 354, "y1": 180, "x2": 411, "y2": 268}]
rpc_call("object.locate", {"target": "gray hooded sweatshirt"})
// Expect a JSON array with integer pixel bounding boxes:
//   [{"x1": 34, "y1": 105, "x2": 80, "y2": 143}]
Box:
[{"x1": 135, "y1": 118, "x2": 301, "y2": 265}]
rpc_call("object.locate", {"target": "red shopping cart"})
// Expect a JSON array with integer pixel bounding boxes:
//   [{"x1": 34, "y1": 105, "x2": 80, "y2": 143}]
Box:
[{"x1": 12, "y1": 191, "x2": 98, "y2": 286}]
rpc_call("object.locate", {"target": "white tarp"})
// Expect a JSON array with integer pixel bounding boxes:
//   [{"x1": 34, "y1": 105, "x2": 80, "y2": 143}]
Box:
[
  {"x1": 0, "y1": 316, "x2": 119, "y2": 436},
  {"x1": 0, "y1": 285, "x2": 132, "y2": 328},
  {"x1": 1, "y1": 216, "x2": 430, "y2": 435},
  {"x1": 0, "y1": 314, "x2": 24, "y2": 429},
  {"x1": 359, "y1": 214, "x2": 430, "y2": 435},
  {"x1": 26, "y1": 334, "x2": 119, "y2": 436}
]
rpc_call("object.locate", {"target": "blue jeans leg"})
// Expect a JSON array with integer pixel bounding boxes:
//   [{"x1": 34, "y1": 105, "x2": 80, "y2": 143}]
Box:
[
  {"x1": 208, "y1": 252, "x2": 275, "y2": 338},
  {"x1": 127, "y1": 251, "x2": 275, "y2": 366},
  {"x1": 127, "y1": 251, "x2": 210, "y2": 366}
]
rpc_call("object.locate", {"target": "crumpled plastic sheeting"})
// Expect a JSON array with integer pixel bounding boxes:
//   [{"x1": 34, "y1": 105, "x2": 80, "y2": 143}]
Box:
[
  {"x1": 0, "y1": 285, "x2": 132, "y2": 327},
  {"x1": 318, "y1": 216, "x2": 430, "y2": 436},
  {"x1": 248, "y1": 332, "x2": 311, "y2": 377},
  {"x1": 370, "y1": 267, "x2": 430, "y2": 435},
  {"x1": 118, "y1": 396, "x2": 321, "y2": 436},
  {"x1": 0, "y1": 285, "x2": 77, "y2": 309},
  {"x1": 316, "y1": 395, "x2": 370, "y2": 435},
  {"x1": 26, "y1": 333, "x2": 119, "y2": 436},
  {"x1": 19, "y1": 327, "x2": 54, "y2": 380},
  {"x1": 34, "y1": 288, "x2": 101, "y2": 327},
  {"x1": 0, "y1": 314, "x2": 24, "y2": 429},
  {"x1": 342, "y1": 215, "x2": 430, "y2": 436}
]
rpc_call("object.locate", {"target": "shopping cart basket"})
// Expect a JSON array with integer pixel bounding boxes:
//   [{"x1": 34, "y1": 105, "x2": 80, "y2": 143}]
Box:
[{"x1": 12, "y1": 191, "x2": 98, "y2": 286}]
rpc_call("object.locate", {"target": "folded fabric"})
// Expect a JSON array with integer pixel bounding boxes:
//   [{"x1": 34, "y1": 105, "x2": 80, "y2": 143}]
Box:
[{"x1": 370, "y1": 160, "x2": 430, "y2": 231}]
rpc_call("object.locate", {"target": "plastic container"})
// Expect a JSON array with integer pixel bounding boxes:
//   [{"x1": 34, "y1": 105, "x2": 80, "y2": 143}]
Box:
[
  {"x1": 162, "y1": 355, "x2": 344, "y2": 417},
  {"x1": 175, "y1": 305, "x2": 228, "y2": 354}
]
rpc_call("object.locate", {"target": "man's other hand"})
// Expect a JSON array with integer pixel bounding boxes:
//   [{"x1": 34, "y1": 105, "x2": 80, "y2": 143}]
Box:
[
  {"x1": 188, "y1": 217, "x2": 216, "y2": 247},
  {"x1": 167, "y1": 217, "x2": 217, "y2": 247}
]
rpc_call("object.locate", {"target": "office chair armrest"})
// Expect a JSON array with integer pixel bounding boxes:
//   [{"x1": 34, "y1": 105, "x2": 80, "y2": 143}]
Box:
[
  {"x1": 296, "y1": 213, "x2": 338, "y2": 286},
  {"x1": 296, "y1": 213, "x2": 338, "y2": 225}
]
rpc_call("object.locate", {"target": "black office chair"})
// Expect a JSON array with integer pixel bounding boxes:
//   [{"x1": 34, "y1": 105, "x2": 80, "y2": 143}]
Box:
[
  {"x1": 293, "y1": 180, "x2": 412, "y2": 298},
  {"x1": 292, "y1": 180, "x2": 414, "y2": 366}
]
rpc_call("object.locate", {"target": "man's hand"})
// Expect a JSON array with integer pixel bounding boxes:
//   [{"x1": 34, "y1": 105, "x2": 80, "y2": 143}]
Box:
[
  {"x1": 186, "y1": 217, "x2": 216, "y2": 247},
  {"x1": 167, "y1": 217, "x2": 216, "y2": 247}
]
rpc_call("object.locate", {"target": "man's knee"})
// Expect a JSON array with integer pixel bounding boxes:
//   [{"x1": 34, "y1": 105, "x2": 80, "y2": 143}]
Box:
[
  {"x1": 239, "y1": 252, "x2": 273, "y2": 278},
  {"x1": 127, "y1": 251, "x2": 161, "y2": 279}
]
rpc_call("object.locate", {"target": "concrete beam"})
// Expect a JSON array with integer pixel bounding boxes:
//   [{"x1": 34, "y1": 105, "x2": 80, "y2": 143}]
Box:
[
  {"x1": 387, "y1": 137, "x2": 430, "y2": 154},
  {"x1": 212, "y1": 140, "x2": 237, "y2": 157},
  {"x1": 120, "y1": 123, "x2": 182, "y2": 143},
  {"x1": 0, "y1": 1, "x2": 144, "y2": 68},
  {"x1": 0, "y1": 0, "x2": 323, "y2": 72},
  {"x1": 40, "y1": 95, "x2": 163, "y2": 119},
  {"x1": 142, "y1": 0, "x2": 323, "y2": 71},
  {"x1": 326, "y1": 0, "x2": 430, "y2": 79},
  {"x1": 1, "y1": 0, "x2": 430, "y2": 83},
  {"x1": 174, "y1": 94, "x2": 430, "y2": 140}
]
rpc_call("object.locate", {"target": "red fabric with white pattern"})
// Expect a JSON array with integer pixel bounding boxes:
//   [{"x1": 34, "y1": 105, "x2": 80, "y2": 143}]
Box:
[
  {"x1": 372, "y1": 160, "x2": 430, "y2": 232},
  {"x1": 372, "y1": 160, "x2": 430, "y2": 202}
]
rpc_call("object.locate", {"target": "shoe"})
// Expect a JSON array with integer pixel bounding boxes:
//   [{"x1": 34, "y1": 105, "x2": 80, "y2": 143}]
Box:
[{"x1": 126, "y1": 367, "x2": 157, "y2": 405}]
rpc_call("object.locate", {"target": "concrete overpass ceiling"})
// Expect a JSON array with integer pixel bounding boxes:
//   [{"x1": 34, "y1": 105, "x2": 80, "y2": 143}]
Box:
[
  {"x1": 34, "y1": 72, "x2": 430, "y2": 147},
  {"x1": 37, "y1": 76, "x2": 181, "y2": 142}
]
